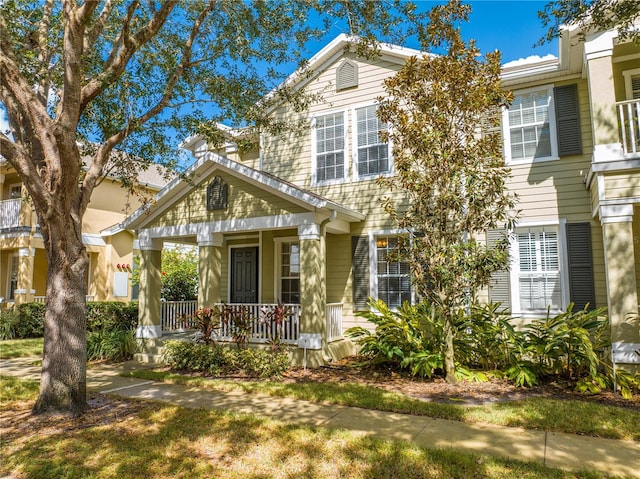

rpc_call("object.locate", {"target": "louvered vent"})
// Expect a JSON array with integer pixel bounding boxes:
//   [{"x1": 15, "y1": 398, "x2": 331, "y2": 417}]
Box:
[
  {"x1": 336, "y1": 60, "x2": 358, "y2": 91},
  {"x1": 207, "y1": 176, "x2": 228, "y2": 211}
]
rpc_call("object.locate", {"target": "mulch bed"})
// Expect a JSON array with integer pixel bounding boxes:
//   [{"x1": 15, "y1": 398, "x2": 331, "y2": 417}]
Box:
[{"x1": 279, "y1": 356, "x2": 640, "y2": 409}]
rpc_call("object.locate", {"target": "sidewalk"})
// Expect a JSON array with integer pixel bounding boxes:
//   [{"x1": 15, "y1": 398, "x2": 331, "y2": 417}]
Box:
[{"x1": 2, "y1": 357, "x2": 639, "y2": 478}]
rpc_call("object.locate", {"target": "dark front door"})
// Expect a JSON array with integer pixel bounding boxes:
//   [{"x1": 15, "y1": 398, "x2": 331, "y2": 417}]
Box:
[{"x1": 231, "y1": 247, "x2": 258, "y2": 303}]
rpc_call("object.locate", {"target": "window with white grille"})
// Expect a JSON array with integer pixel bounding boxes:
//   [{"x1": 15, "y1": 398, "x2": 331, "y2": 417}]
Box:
[
  {"x1": 503, "y1": 86, "x2": 557, "y2": 163},
  {"x1": 313, "y1": 112, "x2": 346, "y2": 184},
  {"x1": 374, "y1": 236, "x2": 410, "y2": 308},
  {"x1": 516, "y1": 226, "x2": 562, "y2": 312},
  {"x1": 356, "y1": 105, "x2": 390, "y2": 178}
]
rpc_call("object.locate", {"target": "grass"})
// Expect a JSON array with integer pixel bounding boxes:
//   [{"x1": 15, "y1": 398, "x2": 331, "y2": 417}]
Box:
[
  {"x1": 0, "y1": 375, "x2": 610, "y2": 479},
  {"x1": 0, "y1": 338, "x2": 43, "y2": 359},
  {"x1": 123, "y1": 369, "x2": 640, "y2": 442}
]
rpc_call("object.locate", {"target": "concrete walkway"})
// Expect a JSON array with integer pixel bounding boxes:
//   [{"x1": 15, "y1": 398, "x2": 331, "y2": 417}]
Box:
[{"x1": 2, "y1": 357, "x2": 639, "y2": 478}]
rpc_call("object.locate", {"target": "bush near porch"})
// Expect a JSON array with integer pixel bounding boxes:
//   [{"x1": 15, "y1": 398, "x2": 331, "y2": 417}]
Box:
[
  {"x1": 347, "y1": 300, "x2": 640, "y2": 399},
  {"x1": 0, "y1": 302, "x2": 138, "y2": 362}
]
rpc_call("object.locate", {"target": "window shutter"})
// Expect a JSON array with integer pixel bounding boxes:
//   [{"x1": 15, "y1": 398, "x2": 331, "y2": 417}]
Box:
[
  {"x1": 487, "y1": 229, "x2": 511, "y2": 311},
  {"x1": 352, "y1": 236, "x2": 369, "y2": 311},
  {"x1": 336, "y1": 60, "x2": 358, "y2": 91},
  {"x1": 554, "y1": 84, "x2": 582, "y2": 156},
  {"x1": 566, "y1": 222, "x2": 596, "y2": 310},
  {"x1": 631, "y1": 74, "x2": 640, "y2": 99}
]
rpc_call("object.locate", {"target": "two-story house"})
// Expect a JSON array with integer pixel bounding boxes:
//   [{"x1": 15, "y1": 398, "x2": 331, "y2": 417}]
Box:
[
  {"x1": 0, "y1": 159, "x2": 168, "y2": 306},
  {"x1": 123, "y1": 25, "x2": 639, "y2": 369}
]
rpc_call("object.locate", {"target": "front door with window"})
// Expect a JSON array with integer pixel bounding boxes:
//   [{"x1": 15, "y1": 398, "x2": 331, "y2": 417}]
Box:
[{"x1": 231, "y1": 247, "x2": 258, "y2": 303}]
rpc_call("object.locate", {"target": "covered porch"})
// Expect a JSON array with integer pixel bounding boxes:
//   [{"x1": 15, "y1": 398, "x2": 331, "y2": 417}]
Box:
[{"x1": 122, "y1": 153, "x2": 363, "y2": 366}]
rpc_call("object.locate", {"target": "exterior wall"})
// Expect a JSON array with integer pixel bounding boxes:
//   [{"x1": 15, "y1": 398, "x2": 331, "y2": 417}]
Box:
[{"x1": 148, "y1": 171, "x2": 307, "y2": 229}]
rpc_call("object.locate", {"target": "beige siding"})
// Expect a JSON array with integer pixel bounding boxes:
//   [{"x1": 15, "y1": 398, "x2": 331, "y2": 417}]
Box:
[
  {"x1": 603, "y1": 173, "x2": 640, "y2": 200},
  {"x1": 148, "y1": 172, "x2": 308, "y2": 229}
]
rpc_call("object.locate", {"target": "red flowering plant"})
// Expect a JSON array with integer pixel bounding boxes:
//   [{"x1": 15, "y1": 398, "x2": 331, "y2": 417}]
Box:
[
  {"x1": 261, "y1": 300, "x2": 293, "y2": 352},
  {"x1": 192, "y1": 307, "x2": 220, "y2": 345}
]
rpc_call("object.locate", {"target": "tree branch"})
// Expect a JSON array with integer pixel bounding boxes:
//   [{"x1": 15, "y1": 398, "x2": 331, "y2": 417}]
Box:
[
  {"x1": 80, "y1": 0, "x2": 178, "y2": 111},
  {"x1": 83, "y1": 0, "x2": 116, "y2": 52}
]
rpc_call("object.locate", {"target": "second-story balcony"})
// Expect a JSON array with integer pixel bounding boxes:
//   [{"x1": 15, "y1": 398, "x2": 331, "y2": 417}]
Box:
[
  {"x1": 618, "y1": 99, "x2": 640, "y2": 156},
  {"x1": 0, "y1": 198, "x2": 22, "y2": 229}
]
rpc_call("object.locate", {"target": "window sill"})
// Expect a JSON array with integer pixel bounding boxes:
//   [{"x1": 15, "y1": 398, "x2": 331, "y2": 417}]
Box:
[{"x1": 506, "y1": 156, "x2": 560, "y2": 166}]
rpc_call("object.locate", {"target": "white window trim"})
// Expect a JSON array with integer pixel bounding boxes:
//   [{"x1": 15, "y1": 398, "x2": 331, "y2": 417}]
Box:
[
  {"x1": 9, "y1": 183, "x2": 21, "y2": 199},
  {"x1": 503, "y1": 84, "x2": 559, "y2": 165},
  {"x1": 311, "y1": 109, "x2": 349, "y2": 186},
  {"x1": 351, "y1": 102, "x2": 393, "y2": 182},
  {"x1": 508, "y1": 219, "x2": 569, "y2": 317},
  {"x1": 6, "y1": 253, "x2": 18, "y2": 301},
  {"x1": 273, "y1": 236, "x2": 299, "y2": 302},
  {"x1": 367, "y1": 230, "x2": 413, "y2": 307},
  {"x1": 622, "y1": 68, "x2": 640, "y2": 100}
]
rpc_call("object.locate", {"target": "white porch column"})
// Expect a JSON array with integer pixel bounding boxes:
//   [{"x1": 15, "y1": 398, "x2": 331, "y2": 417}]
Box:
[
  {"x1": 137, "y1": 232, "x2": 163, "y2": 339},
  {"x1": 13, "y1": 246, "x2": 35, "y2": 305},
  {"x1": 197, "y1": 232, "x2": 223, "y2": 308},
  {"x1": 584, "y1": 30, "x2": 624, "y2": 162},
  {"x1": 600, "y1": 205, "x2": 639, "y2": 345}
]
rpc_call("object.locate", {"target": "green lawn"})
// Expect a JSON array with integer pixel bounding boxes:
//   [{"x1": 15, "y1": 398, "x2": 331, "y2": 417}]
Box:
[
  {"x1": 123, "y1": 369, "x2": 640, "y2": 442},
  {"x1": 0, "y1": 375, "x2": 609, "y2": 479},
  {"x1": 0, "y1": 338, "x2": 43, "y2": 359}
]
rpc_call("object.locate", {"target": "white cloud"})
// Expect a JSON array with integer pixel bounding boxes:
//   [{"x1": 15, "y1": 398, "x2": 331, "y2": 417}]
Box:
[{"x1": 502, "y1": 54, "x2": 558, "y2": 69}]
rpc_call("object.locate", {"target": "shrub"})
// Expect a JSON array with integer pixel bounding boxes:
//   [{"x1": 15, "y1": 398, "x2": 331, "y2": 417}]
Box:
[
  {"x1": 346, "y1": 299, "x2": 444, "y2": 378},
  {"x1": 0, "y1": 309, "x2": 20, "y2": 340},
  {"x1": 162, "y1": 340, "x2": 290, "y2": 379},
  {"x1": 86, "y1": 302, "x2": 138, "y2": 332},
  {"x1": 87, "y1": 329, "x2": 136, "y2": 361},
  {"x1": 13, "y1": 303, "x2": 46, "y2": 338}
]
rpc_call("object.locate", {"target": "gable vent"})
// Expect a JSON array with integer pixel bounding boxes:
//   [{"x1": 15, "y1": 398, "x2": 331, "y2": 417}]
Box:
[
  {"x1": 336, "y1": 59, "x2": 358, "y2": 91},
  {"x1": 207, "y1": 176, "x2": 228, "y2": 211}
]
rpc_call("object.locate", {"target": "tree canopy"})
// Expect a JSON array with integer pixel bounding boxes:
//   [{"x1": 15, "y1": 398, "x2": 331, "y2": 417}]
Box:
[
  {"x1": 0, "y1": 0, "x2": 430, "y2": 414},
  {"x1": 377, "y1": 0, "x2": 517, "y2": 382},
  {"x1": 539, "y1": 0, "x2": 640, "y2": 45}
]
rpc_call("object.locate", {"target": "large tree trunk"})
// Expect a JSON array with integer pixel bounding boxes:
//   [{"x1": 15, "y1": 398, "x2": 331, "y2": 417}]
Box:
[{"x1": 33, "y1": 218, "x2": 89, "y2": 415}]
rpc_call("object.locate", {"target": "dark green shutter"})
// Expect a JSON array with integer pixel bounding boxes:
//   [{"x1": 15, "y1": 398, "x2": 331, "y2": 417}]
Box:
[
  {"x1": 352, "y1": 236, "x2": 370, "y2": 311},
  {"x1": 554, "y1": 84, "x2": 582, "y2": 156},
  {"x1": 487, "y1": 229, "x2": 511, "y2": 312},
  {"x1": 566, "y1": 222, "x2": 595, "y2": 310}
]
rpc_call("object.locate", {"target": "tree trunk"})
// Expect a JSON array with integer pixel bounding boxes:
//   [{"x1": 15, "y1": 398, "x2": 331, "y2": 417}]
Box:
[
  {"x1": 443, "y1": 315, "x2": 457, "y2": 384},
  {"x1": 33, "y1": 220, "x2": 88, "y2": 415}
]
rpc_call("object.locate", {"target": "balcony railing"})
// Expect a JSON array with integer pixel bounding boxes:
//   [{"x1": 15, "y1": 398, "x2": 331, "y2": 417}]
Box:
[
  {"x1": 33, "y1": 295, "x2": 95, "y2": 303},
  {"x1": 0, "y1": 198, "x2": 21, "y2": 229},
  {"x1": 618, "y1": 99, "x2": 640, "y2": 155}
]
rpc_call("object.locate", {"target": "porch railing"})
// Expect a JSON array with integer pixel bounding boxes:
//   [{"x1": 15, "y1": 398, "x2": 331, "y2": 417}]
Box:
[
  {"x1": 0, "y1": 198, "x2": 21, "y2": 229},
  {"x1": 326, "y1": 303, "x2": 343, "y2": 342},
  {"x1": 33, "y1": 295, "x2": 95, "y2": 303},
  {"x1": 161, "y1": 300, "x2": 198, "y2": 331},
  {"x1": 214, "y1": 303, "x2": 301, "y2": 345},
  {"x1": 617, "y1": 99, "x2": 640, "y2": 155}
]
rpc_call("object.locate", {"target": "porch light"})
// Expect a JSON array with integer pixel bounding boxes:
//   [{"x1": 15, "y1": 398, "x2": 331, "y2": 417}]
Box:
[{"x1": 376, "y1": 238, "x2": 388, "y2": 248}]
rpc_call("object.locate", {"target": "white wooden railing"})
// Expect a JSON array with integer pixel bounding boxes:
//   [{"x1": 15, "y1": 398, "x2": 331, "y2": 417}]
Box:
[
  {"x1": 0, "y1": 198, "x2": 21, "y2": 229},
  {"x1": 161, "y1": 300, "x2": 198, "y2": 331},
  {"x1": 618, "y1": 99, "x2": 640, "y2": 155},
  {"x1": 214, "y1": 303, "x2": 300, "y2": 344},
  {"x1": 33, "y1": 295, "x2": 95, "y2": 303},
  {"x1": 326, "y1": 303, "x2": 343, "y2": 342}
]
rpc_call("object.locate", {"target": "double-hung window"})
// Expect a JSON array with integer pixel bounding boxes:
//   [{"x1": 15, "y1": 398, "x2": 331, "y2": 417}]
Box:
[
  {"x1": 355, "y1": 105, "x2": 390, "y2": 178},
  {"x1": 504, "y1": 86, "x2": 557, "y2": 163},
  {"x1": 374, "y1": 236, "x2": 411, "y2": 308},
  {"x1": 279, "y1": 241, "x2": 300, "y2": 304},
  {"x1": 313, "y1": 112, "x2": 345, "y2": 184},
  {"x1": 515, "y1": 226, "x2": 562, "y2": 312}
]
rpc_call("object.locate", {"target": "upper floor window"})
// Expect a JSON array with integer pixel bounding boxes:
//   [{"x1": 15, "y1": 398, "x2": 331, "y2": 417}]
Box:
[
  {"x1": 503, "y1": 86, "x2": 557, "y2": 163},
  {"x1": 623, "y1": 68, "x2": 640, "y2": 100},
  {"x1": 355, "y1": 105, "x2": 390, "y2": 178},
  {"x1": 313, "y1": 112, "x2": 346, "y2": 184}
]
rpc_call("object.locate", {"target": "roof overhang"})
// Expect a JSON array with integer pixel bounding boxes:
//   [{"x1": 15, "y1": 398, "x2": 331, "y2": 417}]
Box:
[{"x1": 119, "y1": 152, "x2": 365, "y2": 233}]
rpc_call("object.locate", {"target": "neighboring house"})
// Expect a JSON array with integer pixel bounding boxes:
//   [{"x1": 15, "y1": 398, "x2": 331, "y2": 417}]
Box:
[
  {"x1": 0, "y1": 159, "x2": 169, "y2": 306},
  {"x1": 123, "y1": 26, "x2": 640, "y2": 369}
]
